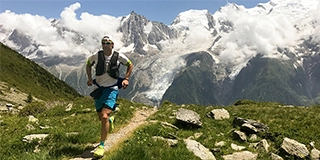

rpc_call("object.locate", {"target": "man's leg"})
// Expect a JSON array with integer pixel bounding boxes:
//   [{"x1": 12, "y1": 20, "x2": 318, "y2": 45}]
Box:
[
  {"x1": 94, "y1": 88, "x2": 117, "y2": 157},
  {"x1": 100, "y1": 107, "x2": 112, "y2": 143},
  {"x1": 94, "y1": 107, "x2": 112, "y2": 157}
]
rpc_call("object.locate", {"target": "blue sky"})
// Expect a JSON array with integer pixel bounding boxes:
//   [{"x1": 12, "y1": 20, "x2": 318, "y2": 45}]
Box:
[{"x1": 1, "y1": 0, "x2": 269, "y2": 25}]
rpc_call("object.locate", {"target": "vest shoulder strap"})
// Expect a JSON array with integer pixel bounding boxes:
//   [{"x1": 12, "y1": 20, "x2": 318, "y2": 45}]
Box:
[
  {"x1": 110, "y1": 51, "x2": 119, "y2": 65},
  {"x1": 95, "y1": 51, "x2": 105, "y2": 76},
  {"x1": 107, "y1": 51, "x2": 120, "y2": 79}
]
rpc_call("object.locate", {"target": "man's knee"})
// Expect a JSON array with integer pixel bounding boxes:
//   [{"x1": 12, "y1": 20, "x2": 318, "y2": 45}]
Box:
[
  {"x1": 101, "y1": 112, "x2": 109, "y2": 120},
  {"x1": 101, "y1": 108, "x2": 112, "y2": 120}
]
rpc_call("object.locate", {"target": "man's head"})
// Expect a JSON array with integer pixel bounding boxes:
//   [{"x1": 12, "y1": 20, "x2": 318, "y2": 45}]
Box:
[{"x1": 101, "y1": 36, "x2": 114, "y2": 49}]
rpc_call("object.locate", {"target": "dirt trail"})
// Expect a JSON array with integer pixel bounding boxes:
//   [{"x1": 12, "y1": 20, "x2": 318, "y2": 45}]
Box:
[{"x1": 70, "y1": 107, "x2": 157, "y2": 160}]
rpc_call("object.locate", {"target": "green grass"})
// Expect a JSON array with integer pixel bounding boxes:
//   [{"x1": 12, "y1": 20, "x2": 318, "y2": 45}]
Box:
[
  {"x1": 0, "y1": 97, "x2": 144, "y2": 160},
  {"x1": 1, "y1": 98, "x2": 319, "y2": 160},
  {"x1": 105, "y1": 100, "x2": 320, "y2": 160}
]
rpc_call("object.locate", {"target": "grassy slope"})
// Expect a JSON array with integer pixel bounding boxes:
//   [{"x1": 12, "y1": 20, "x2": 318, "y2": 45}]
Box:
[{"x1": 0, "y1": 42, "x2": 81, "y2": 101}]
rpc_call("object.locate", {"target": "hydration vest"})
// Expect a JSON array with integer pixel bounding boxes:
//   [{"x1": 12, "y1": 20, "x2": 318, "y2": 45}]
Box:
[{"x1": 95, "y1": 51, "x2": 120, "y2": 79}]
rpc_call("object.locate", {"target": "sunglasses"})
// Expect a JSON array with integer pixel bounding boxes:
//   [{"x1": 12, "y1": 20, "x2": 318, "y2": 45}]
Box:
[{"x1": 101, "y1": 41, "x2": 112, "y2": 45}]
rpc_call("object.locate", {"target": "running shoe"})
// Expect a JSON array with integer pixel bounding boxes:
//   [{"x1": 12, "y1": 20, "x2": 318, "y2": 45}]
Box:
[
  {"x1": 109, "y1": 116, "x2": 115, "y2": 133},
  {"x1": 93, "y1": 145, "x2": 104, "y2": 157}
]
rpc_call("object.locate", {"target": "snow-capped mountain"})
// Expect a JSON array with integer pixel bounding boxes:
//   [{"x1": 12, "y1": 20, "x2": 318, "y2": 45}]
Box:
[{"x1": 0, "y1": 0, "x2": 320, "y2": 106}]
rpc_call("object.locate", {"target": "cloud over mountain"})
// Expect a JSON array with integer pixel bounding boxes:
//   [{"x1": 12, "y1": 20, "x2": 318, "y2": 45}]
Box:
[
  {"x1": 1, "y1": 0, "x2": 320, "y2": 106},
  {"x1": 1, "y1": 0, "x2": 319, "y2": 66}
]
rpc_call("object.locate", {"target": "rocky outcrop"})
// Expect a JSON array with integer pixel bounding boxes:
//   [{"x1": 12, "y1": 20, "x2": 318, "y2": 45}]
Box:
[{"x1": 118, "y1": 11, "x2": 177, "y2": 54}]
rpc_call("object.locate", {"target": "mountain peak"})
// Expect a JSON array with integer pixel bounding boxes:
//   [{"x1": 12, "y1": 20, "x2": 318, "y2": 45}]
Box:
[
  {"x1": 217, "y1": 2, "x2": 242, "y2": 13},
  {"x1": 171, "y1": 9, "x2": 213, "y2": 28}
]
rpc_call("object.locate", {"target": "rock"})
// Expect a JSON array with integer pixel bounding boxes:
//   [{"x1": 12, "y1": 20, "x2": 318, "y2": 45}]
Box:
[
  {"x1": 23, "y1": 134, "x2": 49, "y2": 143},
  {"x1": 82, "y1": 108, "x2": 92, "y2": 112},
  {"x1": 207, "y1": 108, "x2": 230, "y2": 120},
  {"x1": 26, "y1": 124, "x2": 35, "y2": 131},
  {"x1": 215, "y1": 141, "x2": 226, "y2": 147},
  {"x1": 310, "y1": 141, "x2": 315, "y2": 148},
  {"x1": 6, "y1": 103, "x2": 13, "y2": 111},
  {"x1": 188, "y1": 133, "x2": 203, "y2": 140},
  {"x1": 241, "y1": 123, "x2": 258, "y2": 134},
  {"x1": 176, "y1": 108, "x2": 202, "y2": 127},
  {"x1": 233, "y1": 117, "x2": 269, "y2": 134},
  {"x1": 270, "y1": 153, "x2": 283, "y2": 160},
  {"x1": 249, "y1": 143, "x2": 258, "y2": 149},
  {"x1": 66, "y1": 132, "x2": 79, "y2": 136},
  {"x1": 222, "y1": 151, "x2": 258, "y2": 160},
  {"x1": 161, "y1": 122, "x2": 179, "y2": 129},
  {"x1": 39, "y1": 125, "x2": 51, "y2": 129},
  {"x1": 256, "y1": 139, "x2": 269, "y2": 152},
  {"x1": 184, "y1": 139, "x2": 216, "y2": 160},
  {"x1": 65, "y1": 103, "x2": 73, "y2": 111},
  {"x1": 311, "y1": 148, "x2": 320, "y2": 160},
  {"x1": 194, "y1": 133, "x2": 203, "y2": 139},
  {"x1": 233, "y1": 130, "x2": 247, "y2": 141},
  {"x1": 152, "y1": 136, "x2": 178, "y2": 147},
  {"x1": 231, "y1": 143, "x2": 246, "y2": 151},
  {"x1": 281, "y1": 137, "x2": 309, "y2": 158},
  {"x1": 28, "y1": 115, "x2": 38, "y2": 123},
  {"x1": 249, "y1": 134, "x2": 258, "y2": 142}
]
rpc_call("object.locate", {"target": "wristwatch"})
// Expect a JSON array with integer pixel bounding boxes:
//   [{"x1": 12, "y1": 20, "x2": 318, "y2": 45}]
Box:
[{"x1": 124, "y1": 78, "x2": 129, "y2": 81}]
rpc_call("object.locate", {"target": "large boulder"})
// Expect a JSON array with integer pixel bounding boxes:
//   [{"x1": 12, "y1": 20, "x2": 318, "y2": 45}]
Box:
[
  {"x1": 207, "y1": 108, "x2": 230, "y2": 120},
  {"x1": 281, "y1": 137, "x2": 309, "y2": 158},
  {"x1": 176, "y1": 108, "x2": 202, "y2": 127},
  {"x1": 184, "y1": 139, "x2": 216, "y2": 160}
]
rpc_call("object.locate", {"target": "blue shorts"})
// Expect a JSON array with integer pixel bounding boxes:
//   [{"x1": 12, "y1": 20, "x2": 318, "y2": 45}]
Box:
[{"x1": 94, "y1": 88, "x2": 118, "y2": 112}]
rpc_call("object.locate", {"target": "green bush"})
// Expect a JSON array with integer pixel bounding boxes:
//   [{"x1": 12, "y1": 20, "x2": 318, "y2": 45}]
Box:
[
  {"x1": 19, "y1": 102, "x2": 47, "y2": 116},
  {"x1": 26, "y1": 93, "x2": 33, "y2": 103},
  {"x1": 233, "y1": 99, "x2": 257, "y2": 106}
]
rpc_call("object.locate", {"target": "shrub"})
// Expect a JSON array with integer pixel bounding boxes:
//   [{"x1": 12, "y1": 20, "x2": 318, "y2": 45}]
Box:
[
  {"x1": 19, "y1": 102, "x2": 47, "y2": 116},
  {"x1": 233, "y1": 99, "x2": 257, "y2": 106},
  {"x1": 26, "y1": 93, "x2": 33, "y2": 103}
]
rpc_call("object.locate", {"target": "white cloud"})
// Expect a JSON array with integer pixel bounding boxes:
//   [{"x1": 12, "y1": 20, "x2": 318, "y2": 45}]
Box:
[
  {"x1": 217, "y1": 5, "x2": 300, "y2": 67},
  {"x1": 0, "y1": 3, "x2": 124, "y2": 58},
  {"x1": 60, "y1": 2, "x2": 81, "y2": 25},
  {"x1": 310, "y1": 0, "x2": 320, "y2": 43},
  {"x1": 0, "y1": 11, "x2": 56, "y2": 41}
]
